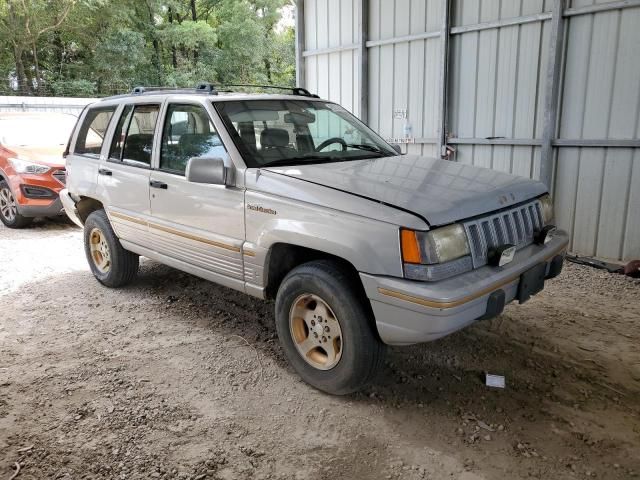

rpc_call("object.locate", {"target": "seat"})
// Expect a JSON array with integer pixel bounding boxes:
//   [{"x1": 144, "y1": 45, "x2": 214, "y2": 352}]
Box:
[
  {"x1": 260, "y1": 128, "x2": 296, "y2": 160},
  {"x1": 123, "y1": 134, "x2": 154, "y2": 164}
]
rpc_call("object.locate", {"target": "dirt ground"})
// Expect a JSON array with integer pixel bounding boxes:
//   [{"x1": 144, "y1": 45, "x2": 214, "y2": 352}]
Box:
[{"x1": 1, "y1": 219, "x2": 639, "y2": 480}]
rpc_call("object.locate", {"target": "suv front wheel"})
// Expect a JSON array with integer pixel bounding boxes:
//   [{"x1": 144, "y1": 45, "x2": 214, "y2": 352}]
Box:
[
  {"x1": 84, "y1": 209, "x2": 139, "y2": 287},
  {"x1": 275, "y1": 260, "x2": 385, "y2": 395},
  {"x1": 0, "y1": 180, "x2": 32, "y2": 228}
]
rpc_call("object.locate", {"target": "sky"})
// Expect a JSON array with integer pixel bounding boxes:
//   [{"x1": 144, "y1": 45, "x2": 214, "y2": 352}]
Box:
[{"x1": 276, "y1": 4, "x2": 295, "y2": 32}]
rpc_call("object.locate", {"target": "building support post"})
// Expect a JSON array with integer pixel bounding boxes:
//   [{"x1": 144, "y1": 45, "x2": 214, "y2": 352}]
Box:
[
  {"x1": 358, "y1": 0, "x2": 369, "y2": 122},
  {"x1": 437, "y1": 0, "x2": 451, "y2": 159},
  {"x1": 295, "y1": 0, "x2": 306, "y2": 88},
  {"x1": 540, "y1": 0, "x2": 566, "y2": 189}
]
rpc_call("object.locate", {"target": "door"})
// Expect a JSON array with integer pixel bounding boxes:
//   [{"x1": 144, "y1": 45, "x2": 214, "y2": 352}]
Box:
[
  {"x1": 148, "y1": 102, "x2": 245, "y2": 288},
  {"x1": 96, "y1": 103, "x2": 160, "y2": 247},
  {"x1": 66, "y1": 105, "x2": 117, "y2": 197}
]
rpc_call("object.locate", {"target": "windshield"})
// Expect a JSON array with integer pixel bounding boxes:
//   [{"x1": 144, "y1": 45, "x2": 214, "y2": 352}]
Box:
[
  {"x1": 0, "y1": 114, "x2": 77, "y2": 147},
  {"x1": 214, "y1": 99, "x2": 398, "y2": 168}
]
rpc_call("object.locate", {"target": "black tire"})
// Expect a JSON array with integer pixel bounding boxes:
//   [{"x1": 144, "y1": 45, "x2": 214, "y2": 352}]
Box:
[
  {"x1": 0, "y1": 180, "x2": 33, "y2": 228},
  {"x1": 84, "y1": 209, "x2": 139, "y2": 287},
  {"x1": 275, "y1": 259, "x2": 385, "y2": 395}
]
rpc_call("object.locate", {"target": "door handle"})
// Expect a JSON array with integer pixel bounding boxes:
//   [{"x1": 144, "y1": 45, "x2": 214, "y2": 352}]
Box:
[
  {"x1": 98, "y1": 168, "x2": 112, "y2": 176},
  {"x1": 150, "y1": 180, "x2": 168, "y2": 189}
]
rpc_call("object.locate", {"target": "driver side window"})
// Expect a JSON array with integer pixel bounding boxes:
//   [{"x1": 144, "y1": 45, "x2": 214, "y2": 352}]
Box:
[{"x1": 160, "y1": 104, "x2": 227, "y2": 175}]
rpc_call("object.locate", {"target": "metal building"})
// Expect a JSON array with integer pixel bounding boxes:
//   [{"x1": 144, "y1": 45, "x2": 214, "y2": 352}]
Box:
[{"x1": 296, "y1": 0, "x2": 640, "y2": 261}]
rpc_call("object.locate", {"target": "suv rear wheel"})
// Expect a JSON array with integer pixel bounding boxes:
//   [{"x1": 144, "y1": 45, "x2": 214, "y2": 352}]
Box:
[
  {"x1": 275, "y1": 260, "x2": 385, "y2": 395},
  {"x1": 0, "y1": 180, "x2": 32, "y2": 228},
  {"x1": 84, "y1": 209, "x2": 139, "y2": 287}
]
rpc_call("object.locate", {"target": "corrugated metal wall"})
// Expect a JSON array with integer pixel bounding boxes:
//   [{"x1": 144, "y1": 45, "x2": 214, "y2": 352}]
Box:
[
  {"x1": 554, "y1": 2, "x2": 640, "y2": 260},
  {"x1": 303, "y1": 0, "x2": 360, "y2": 116},
  {"x1": 448, "y1": 0, "x2": 551, "y2": 178},
  {"x1": 298, "y1": 0, "x2": 640, "y2": 261}
]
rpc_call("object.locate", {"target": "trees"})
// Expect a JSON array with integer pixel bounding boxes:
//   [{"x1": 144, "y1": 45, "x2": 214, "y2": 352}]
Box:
[
  {"x1": 0, "y1": 0, "x2": 295, "y2": 96},
  {"x1": 0, "y1": 0, "x2": 74, "y2": 94}
]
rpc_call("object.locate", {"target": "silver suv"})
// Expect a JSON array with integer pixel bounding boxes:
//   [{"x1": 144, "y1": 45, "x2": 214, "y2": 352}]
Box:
[{"x1": 60, "y1": 84, "x2": 568, "y2": 395}]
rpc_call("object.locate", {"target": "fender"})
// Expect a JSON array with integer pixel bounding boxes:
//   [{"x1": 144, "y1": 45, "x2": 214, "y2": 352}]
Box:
[{"x1": 245, "y1": 193, "x2": 406, "y2": 278}]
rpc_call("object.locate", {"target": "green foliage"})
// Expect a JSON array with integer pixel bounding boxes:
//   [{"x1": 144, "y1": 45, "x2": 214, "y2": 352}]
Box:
[
  {"x1": 160, "y1": 20, "x2": 217, "y2": 52},
  {"x1": 94, "y1": 28, "x2": 151, "y2": 84},
  {"x1": 50, "y1": 78, "x2": 96, "y2": 97},
  {"x1": 0, "y1": 0, "x2": 296, "y2": 96}
]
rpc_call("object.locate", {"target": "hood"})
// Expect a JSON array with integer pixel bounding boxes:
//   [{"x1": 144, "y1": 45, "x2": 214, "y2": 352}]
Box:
[
  {"x1": 6, "y1": 145, "x2": 66, "y2": 168},
  {"x1": 264, "y1": 155, "x2": 547, "y2": 226}
]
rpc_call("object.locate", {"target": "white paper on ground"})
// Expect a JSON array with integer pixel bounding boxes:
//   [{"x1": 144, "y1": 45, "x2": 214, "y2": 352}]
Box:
[{"x1": 486, "y1": 373, "x2": 506, "y2": 389}]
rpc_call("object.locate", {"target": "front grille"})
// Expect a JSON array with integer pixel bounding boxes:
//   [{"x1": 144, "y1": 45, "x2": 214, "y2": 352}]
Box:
[
  {"x1": 463, "y1": 199, "x2": 544, "y2": 268},
  {"x1": 52, "y1": 169, "x2": 66, "y2": 185}
]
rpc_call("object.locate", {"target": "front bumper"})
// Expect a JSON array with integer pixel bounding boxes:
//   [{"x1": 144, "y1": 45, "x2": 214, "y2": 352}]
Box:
[
  {"x1": 16, "y1": 196, "x2": 64, "y2": 218},
  {"x1": 59, "y1": 189, "x2": 83, "y2": 227},
  {"x1": 10, "y1": 174, "x2": 65, "y2": 218},
  {"x1": 360, "y1": 230, "x2": 569, "y2": 345}
]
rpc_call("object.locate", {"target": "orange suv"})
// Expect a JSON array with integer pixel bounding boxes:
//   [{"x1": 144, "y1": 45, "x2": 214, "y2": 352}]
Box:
[{"x1": 0, "y1": 112, "x2": 77, "y2": 228}]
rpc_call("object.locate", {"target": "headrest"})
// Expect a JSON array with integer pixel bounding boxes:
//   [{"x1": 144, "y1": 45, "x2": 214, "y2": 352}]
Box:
[
  {"x1": 260, "y1": 128, "x2": 290, "y2": 148},
  {"x1": 126, "y1": 134, "x2": 153, "y2": 146}
]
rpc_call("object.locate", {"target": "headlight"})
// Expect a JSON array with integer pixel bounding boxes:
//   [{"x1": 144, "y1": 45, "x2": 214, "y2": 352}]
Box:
[
  {"x1": 402, "y1": 224, "x2": 470, "y2": 264},
  {"x1": 400, "y1": 225, "x2": 473, "y2": 281},
  {"x1": 539, "y1": 194, "x2": 554, "y2": 224},
  {"x1": 9, "y1": 157, "x2": 51, "y2": 174}
]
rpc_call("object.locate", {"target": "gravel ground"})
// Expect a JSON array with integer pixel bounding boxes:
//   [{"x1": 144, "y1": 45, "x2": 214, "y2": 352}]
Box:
[{"x1": 1, "y1": 218, "x2": 639, "y2": 480}]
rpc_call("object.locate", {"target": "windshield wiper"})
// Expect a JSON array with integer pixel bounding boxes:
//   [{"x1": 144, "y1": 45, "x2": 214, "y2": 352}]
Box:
[
  {"x1": 260, "y1": 155, "x2": 341, "y2": 168},
  {"x1": 346, "y1": 144, "x2": 389, "y2": 155}
]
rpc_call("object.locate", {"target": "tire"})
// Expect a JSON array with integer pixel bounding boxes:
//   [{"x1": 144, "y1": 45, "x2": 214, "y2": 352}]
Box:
[
  {"x1": 84, "y1": 209, "x2": 139, "y2": 287},
  {"x1": 0, "y1": 180, "x2": 33, "y2": 229},
  {"x1": 275, "y1": 259, "x2": 385, "y2": 395}
]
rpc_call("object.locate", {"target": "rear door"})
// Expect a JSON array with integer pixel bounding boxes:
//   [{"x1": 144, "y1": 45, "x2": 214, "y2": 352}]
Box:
[
  {"x1": 96, "y1": 102, "x2": 160, "y2": 248},
  {"x1": 148, "y1": 101, "x2": 245, "y2": 290},
  {"x1": 66, "y1": 105, "x2": 117, "y2": 197}
]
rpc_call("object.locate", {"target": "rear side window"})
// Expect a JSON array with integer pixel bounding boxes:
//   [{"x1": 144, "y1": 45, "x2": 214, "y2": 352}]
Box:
[
  {"x1": 160, "y1": 103, "x2": 226, "y2": 175},
  {"x1": 74, "y1": 107, "x2": 116, "y2": 157},
  {"x1": 108, "y1": 105, "x2": 133, "y2": 161},
  {"x1": 108, "y1": 104, "x2": 159, "y2": 167}
]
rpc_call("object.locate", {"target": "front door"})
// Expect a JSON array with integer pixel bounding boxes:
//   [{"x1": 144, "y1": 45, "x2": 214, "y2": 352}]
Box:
[
  {"x1": 97, "y1": 103, "x2": 160, "y2": 248},
  {"x1": 148, "y1": 102, "x2": 245, "y2": 290}
]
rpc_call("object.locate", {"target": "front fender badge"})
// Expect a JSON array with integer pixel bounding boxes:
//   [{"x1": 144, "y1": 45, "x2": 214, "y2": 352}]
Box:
[
  {"x1": 247, "y1": 204, "x2": 277, "y2": 215},
  {"x1": 489, "y1": 244, "x2": 516, "y2": 267}
]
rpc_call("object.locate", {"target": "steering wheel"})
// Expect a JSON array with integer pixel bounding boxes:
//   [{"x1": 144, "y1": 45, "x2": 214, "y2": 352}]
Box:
[{"x1": 315, "y1": 137, "x2": 347, "y2": 152}]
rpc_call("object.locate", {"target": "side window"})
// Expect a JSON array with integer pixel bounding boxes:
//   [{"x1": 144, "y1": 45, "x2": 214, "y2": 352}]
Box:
[
  {"x1": 108, "y1": 104, "x2": 159, "y2": 167},
  {"x1": 74, "y1": 107, "x2": 116, "y2": 157},
  {"x1": 160, "y1": 104, "x2": 226, "y2": 175},
  {"x1": 108, "y1": 105, "x2": 133, "y2": 161}
]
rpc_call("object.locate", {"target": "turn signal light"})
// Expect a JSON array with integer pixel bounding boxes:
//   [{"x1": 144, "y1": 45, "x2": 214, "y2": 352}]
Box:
[{"x1": 400, "y1": 229, "x2": 422, "y2": 264}]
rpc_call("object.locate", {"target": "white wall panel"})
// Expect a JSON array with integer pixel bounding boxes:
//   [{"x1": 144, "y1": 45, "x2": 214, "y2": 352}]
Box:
[{"x1": 554, "y1": 5, "x2": 640, "y2": 259}]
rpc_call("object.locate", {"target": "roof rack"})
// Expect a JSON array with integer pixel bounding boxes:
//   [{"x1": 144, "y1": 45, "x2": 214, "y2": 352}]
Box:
[
  {"x1": 100, "y1": 83, "x2": 319, "y2": 101},
  {"x1": 217, "y1": 84, "x2": 320, "y2": 98},
  {"x1": 130, "y1": 82, "x2": 218, "y2": 96}
]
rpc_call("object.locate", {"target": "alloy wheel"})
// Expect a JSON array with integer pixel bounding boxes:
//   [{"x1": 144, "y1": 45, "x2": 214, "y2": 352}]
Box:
[
  {"x1": 89, "y1": 227, "x2": 112, "y2": 273},
  {"x1": 0, "y1": 187, "x2": 17, "y2": 222},
  {"x1": 289, "y1": 293, "x2": 343, "y2": 370}
]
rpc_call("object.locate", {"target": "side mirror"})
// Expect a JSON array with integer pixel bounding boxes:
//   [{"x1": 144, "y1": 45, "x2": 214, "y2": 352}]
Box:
[
  {"x1": 391, "y1": 144, "x2": 402, "y2": 154},
  {"x1": 186, "y1": 156, "x2": 227, "y2": 185}
]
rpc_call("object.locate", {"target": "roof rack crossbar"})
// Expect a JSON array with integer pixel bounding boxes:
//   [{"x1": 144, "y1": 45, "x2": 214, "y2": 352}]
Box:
[
  {"x1": 217, "y1": 84, "x2": 320, "y2": 98},
  {"x1": 129, "y1": 83, "x2": 218, "y2": 96}
]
